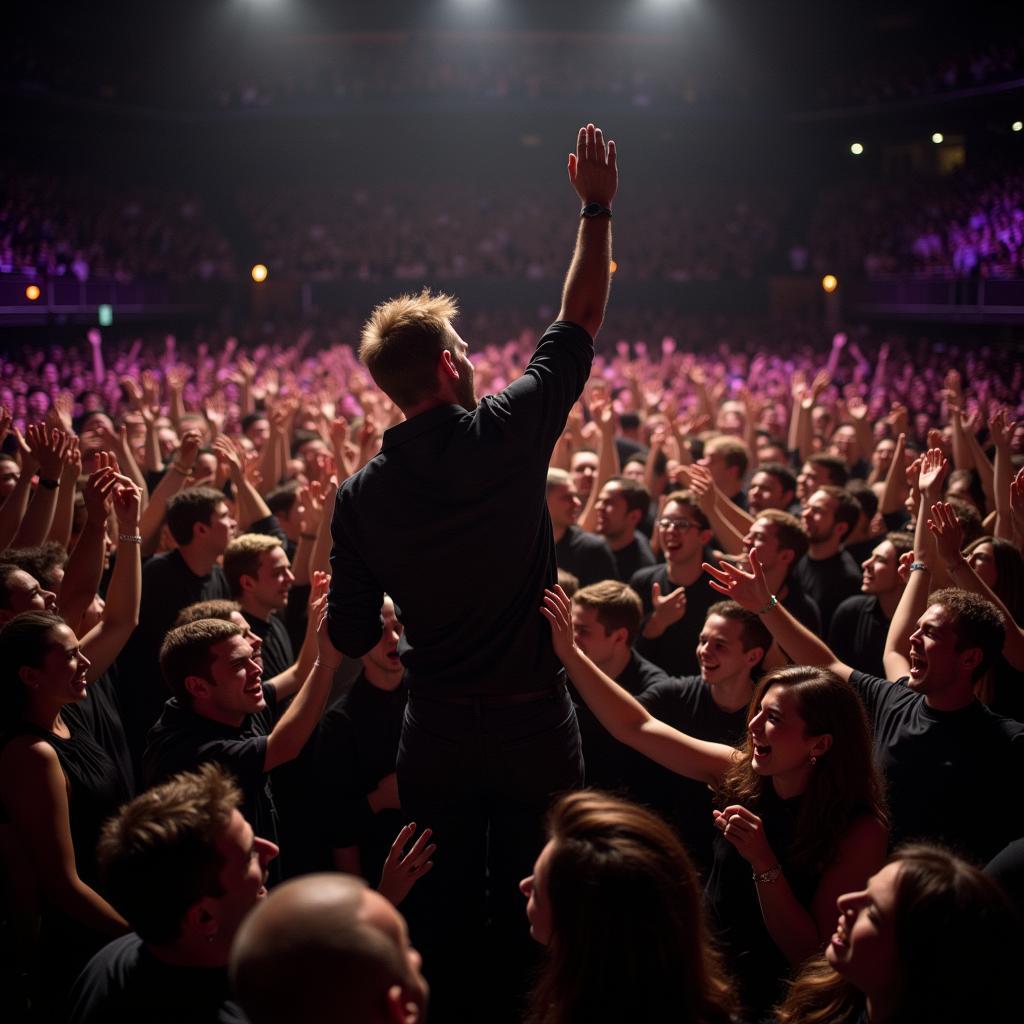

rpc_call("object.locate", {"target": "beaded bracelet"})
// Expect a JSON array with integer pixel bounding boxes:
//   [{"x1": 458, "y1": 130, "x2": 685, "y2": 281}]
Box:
[{"x1": 757, "y1": 594, "x2": 779, "y2": 616}]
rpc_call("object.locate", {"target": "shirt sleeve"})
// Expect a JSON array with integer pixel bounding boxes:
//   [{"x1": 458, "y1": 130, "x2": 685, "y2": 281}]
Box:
[
  {"x1": 848, "y1": 669, "x2": 905, "y2": 726},
  {"x1": 328, "y1": 487, "x2": 385, "y2": 658}
]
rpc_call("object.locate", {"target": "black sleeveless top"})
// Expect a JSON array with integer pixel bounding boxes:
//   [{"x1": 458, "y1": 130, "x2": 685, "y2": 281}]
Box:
[{"x1": 705, "y1": 787, "x2": 819, "y2": 1021}]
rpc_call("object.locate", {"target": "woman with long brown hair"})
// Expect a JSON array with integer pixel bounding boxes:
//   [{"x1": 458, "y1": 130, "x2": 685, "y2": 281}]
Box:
[
  {"x1": 541, "y1": 585, "x2": 888, "y2": 1019},
  {"x1": 520, "y1": 790, "x2": 736, "y2": 1024},
  {"x1": 777, "y1": 844, "x2": 1019, "y2": 1024}
]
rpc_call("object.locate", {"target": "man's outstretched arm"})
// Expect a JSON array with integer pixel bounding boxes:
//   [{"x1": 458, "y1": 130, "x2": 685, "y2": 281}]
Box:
[{"x1": 558, "y1": 123, "x2": 618, "y2": 339}]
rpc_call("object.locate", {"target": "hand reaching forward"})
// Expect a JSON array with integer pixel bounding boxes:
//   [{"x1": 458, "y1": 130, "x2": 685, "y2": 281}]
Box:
[
  {"x1": 713, "y1": 805, "x2": 778, "y2": 873},
  {"x1": 568, "y1": 123, "x2": 617, "y2": 207},
  {"x1": 541, "y1": 585, "x2": 578, "y2": 665},
  {"x1": 918, "y1": 447, "x2": 948, "y2": 500},
  {"x1": 703, "y1": 550, "x2": 773, "y2": 612},
  {"x1": 378, "y1": 824, "x2": 436, "y2": 907}
]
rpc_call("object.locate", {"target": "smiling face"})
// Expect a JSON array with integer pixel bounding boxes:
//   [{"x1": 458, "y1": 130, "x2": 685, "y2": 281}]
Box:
[
  {"x1": 520, "y1": 838, "x2": 555, "y2": 946},
  {"x1": 827, "y1": 861, "x2": 900, "y2": 1002},
  {"x1": 547, "y1": 482, "x2": 582, "y2": 532},
  {"x1": 0, "y1": 568, "x2": 58, "y2": 624},
  {"x1": 861, "y1": 540, "x2": 901, "y2": 595},
  {"x1": 747, "y1": 684, "x2": 830, "y2": 792},
  {"x1": 742, "y1": 517, "x2": 792, "y2": 574},
  {"x1": 696, "y1": 613, "x2": 760, "y2": 688},
  {"x1": 594, "y1": 482, "x2": 638, "y2": 542},
  {"x1": 571, "y1": 451, "x2": 599, "y2": 501},
  {"x1": 802, "y1": 490, "x2": 843, "y2": 544},
  {"x1": 657, "y1": 500, "x2": 709, "y2": 566},
  {"x1": 22, "y1": 623, "x2": 92, "y2": 708},
  {"x1": 243, "y1": 546, "x2": 295, "y2": 614},
  {"x1": 748, "y1": 471, "x2": 792, "y2": 515},
  {"x1": 191, "y1": 634, "x2": 265, "y2": 725}
]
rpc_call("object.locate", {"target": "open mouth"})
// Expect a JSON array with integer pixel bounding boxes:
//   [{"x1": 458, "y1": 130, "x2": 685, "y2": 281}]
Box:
[
  {"x1": 245, "y1": 681, "x2": 264, "y2": 698},
  {"x1": 909, "y1": 653, "x2": 926, "y2": 677},
  {"x1": 753, "y1": 744, "x2": 771, "y2": 757}
]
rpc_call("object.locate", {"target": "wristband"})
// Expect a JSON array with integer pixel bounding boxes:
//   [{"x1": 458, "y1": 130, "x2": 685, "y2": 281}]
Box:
[
  {"x1": 580, "y1": 202, "x2": 612, "y2": 219},
  {"x1": 37, "y1": 477, "x2": 60, "y2": 490},
  {"x1": 118, "y1": 533, "x2": 143, "y2": 544},
  {"x1": 753, "y1": 864, "x2": 783, "y2": 885},
  {"x1": 908, "y1": 561, "x2": 930, "y2": 573},
  {"x1": 314, "y1": 657, "x2": 343, "y2": 671},
  {"x1": 756, "y1": 594, "x2": 779, "y2": 616}
]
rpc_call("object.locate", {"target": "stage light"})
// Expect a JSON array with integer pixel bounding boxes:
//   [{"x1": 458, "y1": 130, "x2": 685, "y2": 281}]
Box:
[
  {"x1": 821, "y1": 274, "x2": 838, "y2": 293},
  {"x1": 98, "y1": 304, "x2": 113, "y2": 327},
  {"x1": 850, "y1": 142, "x2": 864, "y2": 155},
  {"x1": 1013, "y1": 121, "x2": 1023, "y2": 133},
  {"x1": 251, "y1": 263, "x2": 269, "y2": 283},
  {"x1": 25, "y1": 284, "x2": 41, "y2": 301},
  {"x1": 931, "y1": 132, "x2": 944, "y2": 144},
  {"x1": 609, "y1": 260, "x2": 618, "y2": 274}
]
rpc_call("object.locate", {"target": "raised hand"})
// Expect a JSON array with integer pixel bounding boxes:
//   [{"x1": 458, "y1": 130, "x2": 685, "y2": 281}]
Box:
[
  {"x1": 567, "y1": 123, "x2": 617, "y2": 208},
  {"x1": 378, "y1": 823, "x2": 436, "y2": 907},
  {"x1": 918, "y1": 447, "x2": 948, "y2": 500},
  {"x1": 1010, "y1": 467, "x2": 1024, "y2": 537},
  {"x1": 703, "y1": 550, "x2": 772, "y2": 612},
  {"x1": 927, "y1": 501, "x2": 964, "y2": 567},
  {"x1": 112, "y1": 476, "x2": 142, "y2": 530},
  {"x1": 175, "y1": 429, "x2": 203, "y2": 473},
  {"x1": 212, "y1": 434, "x2": 244, "y2": 479},
  {"x1": 83, "y1": 466, "x2": 118, "y2": 523},
  {"x1": 989, "y1": 407, "x2": 1018, "y2": 448},
  {"x1": 896, "y1": 549, "x2": 915, "y2": 586}
]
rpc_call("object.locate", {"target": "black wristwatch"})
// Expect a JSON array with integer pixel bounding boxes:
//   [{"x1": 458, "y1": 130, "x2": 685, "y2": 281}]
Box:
[{"x1": 580, "y1": 202, "x2": 612, "y2": 219}]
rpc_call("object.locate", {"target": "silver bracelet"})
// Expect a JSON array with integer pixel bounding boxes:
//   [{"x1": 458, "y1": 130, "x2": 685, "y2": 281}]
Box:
[
  {"x1": 118, "y1": 533, "x2": 143, "y2": 544},
  {"x1": 314, "y1": 657, "x2": 342, "y2": 671},
  {"x1": 908, "y1": 561, "x2": 930, "y2": 573},
  {"x1": 753, "y1": 863, "x2": 783, "y2": 885}
]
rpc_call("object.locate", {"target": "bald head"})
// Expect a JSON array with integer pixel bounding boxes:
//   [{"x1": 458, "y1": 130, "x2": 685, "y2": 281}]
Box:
[{"x1": 229, "y1": 874, "x2": 428, "y2": 1024}]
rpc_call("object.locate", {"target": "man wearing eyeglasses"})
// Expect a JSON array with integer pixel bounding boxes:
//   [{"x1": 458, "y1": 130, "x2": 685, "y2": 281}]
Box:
[{"x1": 629, "y1": 489, "x2": 718, "y2": 677}]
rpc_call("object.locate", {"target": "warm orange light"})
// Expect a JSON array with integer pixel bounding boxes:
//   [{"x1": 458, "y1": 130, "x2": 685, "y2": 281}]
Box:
[
  {"x1": 251, "y1": 263, "x2": 269, "y2": 283},
  {"x1": 25, "y1": 284, "x2": 41, "y2": 301},
  {"x1": 821, "y1": 274, "x2": 838, "y2": 293},
  {"x1": 609, "y1": 260, "x2": 618, "y2": 273}
]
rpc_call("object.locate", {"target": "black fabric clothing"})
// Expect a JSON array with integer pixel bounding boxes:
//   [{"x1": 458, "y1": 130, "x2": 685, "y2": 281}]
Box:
[
  {"x1": 609, "y1": 531, "x2": 656, "y2": 583},
  {"x1": 63, "y1": 668, "x2": 135, "y2": 798},
  {"x1": 984, "y1": 654, "x2": 1024, "y2": 723},
  {"x1": 630, "y1": 563, "x2": 719, "y2": 677},
  {"x1": 987, "y1": 837, "x2": 1024, "y2": 920},
  {"x1": 554, "y1": 525, "x2": 618, "y2": 587},
  {"x1": 0, "y1": 718, "x2": 131, "y2": 1008},
  {"x1": 706, "y1": 788, "x2": 817, "y2": 1020},
  {"x1": 572, "y1": 650, "x2": 668, "y2": 791},
  {"x1": 281, "y1": 581, "x2": 311, "y2": 656},
  {"x1": 143, "y1": 685, "x2": 282, "y2": 880},
  {"x1": 634, "y1": 675, "x2": 749, "y2": 875},
  {"x1": 791, "y1": 550, "x2": 862, "y2": 633},
  {"x1": 116, "y1": 549, "x2": 232, "y2": 766},
  {"x1": 328, "y1": 320, "x2": 593, "y2": 699},
  {"x1": 828, "y1": 594, "x2": 888, "y2": 678},
  {"x1": 242, "y1": 610, "x2": 294, "y2": 682},
  {"x1": 844, "y1": 537, "x2": 875, "y2": 566},
  {"x1": 850, "y1": 671, "x2": 1024, "y2": 864},
  {"x1": 68, "y1": 934, "x2": 248, "y2": 1024},
  {"x1": 314, "y1": 672, "x2": 408, "y2": 883},
  {"x1": 780, "y1": 585, "x2": 822, "y2": 636}
]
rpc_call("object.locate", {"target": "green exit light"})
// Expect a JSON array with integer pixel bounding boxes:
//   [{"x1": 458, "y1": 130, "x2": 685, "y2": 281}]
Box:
[{"x1": 98, "y1": 304, "x2": 113, "y2": 326}]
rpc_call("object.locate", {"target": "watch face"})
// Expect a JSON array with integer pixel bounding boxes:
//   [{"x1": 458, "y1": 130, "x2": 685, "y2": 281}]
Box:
[{"x1": 582, "y1": 203, "x2": 610, "y2": 218}]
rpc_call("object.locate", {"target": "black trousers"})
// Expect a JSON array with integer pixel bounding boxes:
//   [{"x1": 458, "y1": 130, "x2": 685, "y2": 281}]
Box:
[{"x1": 397, "y1": 683, "x2": 584, "y2": 1023}]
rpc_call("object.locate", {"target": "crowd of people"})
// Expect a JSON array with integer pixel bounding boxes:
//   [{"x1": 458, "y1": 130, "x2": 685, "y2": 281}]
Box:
[
  {"x1": 0, "y1": 119, "x2": 1022, "y2": 1024},
  {"x1": 810, "y1": 162, "x2": 1024, "y2": 281}
]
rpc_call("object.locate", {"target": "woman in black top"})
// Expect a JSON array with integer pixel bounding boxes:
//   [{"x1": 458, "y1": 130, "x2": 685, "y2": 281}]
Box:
[{"x1": 777, "y1": 845, "x2": 1019, "y2": 1024}]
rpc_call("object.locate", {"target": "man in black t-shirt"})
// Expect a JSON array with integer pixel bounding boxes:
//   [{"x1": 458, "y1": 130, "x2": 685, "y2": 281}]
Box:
[
  {"x1": 568, "y1": 580, "x2": 667, "y2": 789},
  {"x1": 548, "y1": 468, "x2": 618, "y2": 586},
  {"x1": 144, "y1": 612, "x2": 339, "y2": 878},
  {"x1": 68, "y1": 764, "x2": 275, "y2": 1024},
  {"x1": 791, "y1": 485, "x2": 862, "y2": 631},
  {"x1": 224, "y1": 534, "x2": 296, "y2": 680},
  {"x1": 593, "y1": 477, "x2": 656, "y2": 583},
  {"x1": 634, "y1": 600, "x2": 771, "y2": 875},
  {"x1": 630, "y1": 490, "x2": 718, "y2": 677}
]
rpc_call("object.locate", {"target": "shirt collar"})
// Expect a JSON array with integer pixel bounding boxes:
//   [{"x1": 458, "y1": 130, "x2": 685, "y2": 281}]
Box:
[{"x1": 381, "y1": 404, "x2": 469, "y2": 452}]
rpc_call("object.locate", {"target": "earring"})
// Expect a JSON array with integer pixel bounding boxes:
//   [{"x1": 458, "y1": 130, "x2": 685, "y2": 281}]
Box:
[{"x1": 809, "y1": 755, "x2": 817, "y2": 766}]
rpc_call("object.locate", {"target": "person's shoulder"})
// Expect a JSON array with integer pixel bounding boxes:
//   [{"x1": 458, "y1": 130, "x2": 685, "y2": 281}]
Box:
[
  {"x1": 82, "y1": 933, "x2": 144, "y2": 975},
  {"x1": 639, "y1": 673, "x2": 702, "y2": 703},
  {"x1": 848, "y1": 669, "x2": 918, "y2": 708},
  {"x1": 975, "y1": 702, "x2": 1024, "y2": 741},
  {"x1": 0, "y1": 731, "x2": 60, "y2": 772},
  {"x1": 629, "y1": 563, "x2": 664, "y2": 590},
  {"x1": 536, "y1": 320, "x2": 594, "y2": 349},
  {"x1": 833, "y1": 593, "x2": 874, "y2": 617},
  {"x1": 568, "y1": 526, "x2": 608, "y2": 551}
]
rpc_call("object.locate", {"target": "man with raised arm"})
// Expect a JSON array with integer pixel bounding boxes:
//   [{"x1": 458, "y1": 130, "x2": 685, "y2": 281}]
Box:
[
  {"x1": 702, "y1": 449, "x2": 1024, "y2": 865},
  {"x1": 327, "y1": 123, "x2": 617, "y2": 1018}
]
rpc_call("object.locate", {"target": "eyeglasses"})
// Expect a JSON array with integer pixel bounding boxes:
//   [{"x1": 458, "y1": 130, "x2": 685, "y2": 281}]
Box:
[{"x1": 657, "y1": 517, "x2": 698, "y2": 531}]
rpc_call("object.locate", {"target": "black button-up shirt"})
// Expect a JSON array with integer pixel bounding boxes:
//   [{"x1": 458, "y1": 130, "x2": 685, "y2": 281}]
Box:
[{"x1": 328, "y1": 321, "x2": 592, "y2": 697}]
